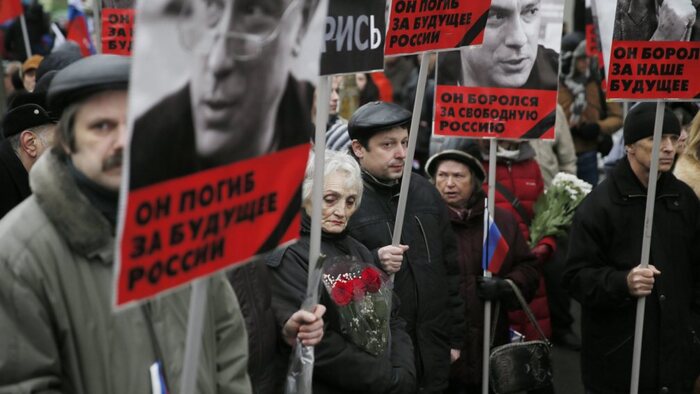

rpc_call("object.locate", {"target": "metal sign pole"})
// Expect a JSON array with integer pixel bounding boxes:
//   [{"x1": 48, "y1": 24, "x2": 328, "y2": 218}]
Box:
[
  {"x1": 19, "y1": 13, "x2": 32, "y2": 59},
  {"x1": 482, "y1": 138, "x2": 497, "y2": 394},
  {"x1": 307, "y1": 75, "x2": 331, "y2": 306},
  {"x1": 629, "y1": 101, "x2": 665, "y2": 394},
  {"x1": 391, "y1": 51, "x2": 430, "y2": 251},
  {"x1": 180, "y1": 278, "x2": 209, "y2": 394}
]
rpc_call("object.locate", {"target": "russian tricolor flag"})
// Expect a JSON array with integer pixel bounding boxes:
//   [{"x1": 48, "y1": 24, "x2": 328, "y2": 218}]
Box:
[
  {"x1": 482, "y1": 205, "x2": 509, "y2": 274},
  {"x1": 0, "y1": 0, "x2": 22, "y2": 25},
  {"x1": 67, "y1": 0, "x2": 95, "y2": 56}
]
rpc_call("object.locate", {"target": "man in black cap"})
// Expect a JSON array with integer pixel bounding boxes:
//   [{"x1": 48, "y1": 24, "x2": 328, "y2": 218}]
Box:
[
  {"x1": 0, "y1": 103, "x2": 55, "y2": 219},
  {"x1": 345, "y1": 101, "x2": 465, "y2": 392},
  {"x1": 564, "y1": 102, "x2": 700, "y2": 393},
  {"x1": 0, "y1": 54, "x2": 254, "y2": 393}
]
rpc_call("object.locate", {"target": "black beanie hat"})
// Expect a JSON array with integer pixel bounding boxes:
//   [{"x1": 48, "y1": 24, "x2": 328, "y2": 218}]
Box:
[{"x1": 624, "y1": 102, "x2": 681, "y2": 145}]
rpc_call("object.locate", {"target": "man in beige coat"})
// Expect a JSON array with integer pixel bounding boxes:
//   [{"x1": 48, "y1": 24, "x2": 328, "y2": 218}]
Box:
[{"x1": 0, "y1": 55, "x2": 253, "y2": 393}]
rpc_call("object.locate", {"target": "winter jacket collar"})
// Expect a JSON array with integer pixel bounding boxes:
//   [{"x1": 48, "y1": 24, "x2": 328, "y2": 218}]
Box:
[
  {"x1": 29, "y1": 148, "x2": 114, "y2": 264},
  {"x1": 300, "y1": 210, "x2": 349, "y2": 244},
  {"x1": 481, "y1": 141, "x2": 536, "y2": 164},
  {"x1": 361, "y1": 169, "x2": 401, "y2": 196},
  {"x1": 447, "y1": 189, "x2": 486, "y2": 224},
  {"x1": 610, "y1": 157, "x2": 680, "y2": 203}
]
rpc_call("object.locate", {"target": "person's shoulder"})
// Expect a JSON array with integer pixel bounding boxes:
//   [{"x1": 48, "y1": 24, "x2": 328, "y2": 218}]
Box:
[
  {"x1": 537, "y1": 45, "x2": 559, "y2": 70},
  {"x1": 265, "y1": 237, "x2": 308, "y2": 269},
  {"x1": 0, "y1": 196, "x2": 55, "y2": 267},
  {"x1": 410, "y1": 172, "x2": 435, "y2": 190},
  {"x1": 410, "y1": 172, "x2": 442, "y2": 200},
  {"x1": 669, "y1": 172, "x2": 700, "y2": 209}
]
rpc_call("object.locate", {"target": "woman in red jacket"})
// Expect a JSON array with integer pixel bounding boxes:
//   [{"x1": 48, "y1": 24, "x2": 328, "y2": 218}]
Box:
[{"x1": 475, "y1": 140, "x2": 557, "y2": 343}]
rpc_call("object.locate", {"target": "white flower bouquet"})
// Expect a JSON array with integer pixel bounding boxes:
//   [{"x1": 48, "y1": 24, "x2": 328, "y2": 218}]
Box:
[{"x1": 529, "y1": 172, "x2": 592, "y2": 247}]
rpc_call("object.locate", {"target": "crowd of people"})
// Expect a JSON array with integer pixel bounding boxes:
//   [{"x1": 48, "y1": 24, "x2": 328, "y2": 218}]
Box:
[{"x1": 1, "y1": 0, "x2": 700, "y2": 393}]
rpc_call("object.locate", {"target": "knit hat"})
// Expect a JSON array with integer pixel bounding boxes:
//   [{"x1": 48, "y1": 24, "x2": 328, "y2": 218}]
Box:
[{"x1": 624, "y1": 102, "x2": 681, "y2": 145}]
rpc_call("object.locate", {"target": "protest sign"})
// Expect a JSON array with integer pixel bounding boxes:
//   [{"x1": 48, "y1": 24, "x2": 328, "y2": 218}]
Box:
[
  {"x1": 592, "y1": 0, "x2": 616, "y2": 78},
  {"x1": 117, "y1": 0, "x2": 324, "y2": 307},
  {"x1": 385, "y1": 0, "x2": 491, "y2": 56},
  {"x1": 585, "y1": 0, "x2": 604, "y2": 68},
  {"x1": 434, "y1": 0, "x2": 564, "y2": 140},
  {"x1": 119, "y1": 145, "x2": 307, "y2": 304},
  {"x1": 321, "y1": 0, "x2": 385, "y2": 75},
  {"x1": 102, "y1": 8, "x2": 134, "y2": 55},
  {"x1": 434, "y1": 87, "x2": 557, "y2": 139},
  {"x1": 607, "y1": 0, "x2": 700, "y2": 100}
]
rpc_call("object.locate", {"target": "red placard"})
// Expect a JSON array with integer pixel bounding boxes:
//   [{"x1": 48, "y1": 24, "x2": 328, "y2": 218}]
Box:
[
  {"x1": 434, "y1": 86, "x2": 557, "y2": 140},
  {"x1": 607, "y1": 41, "x2": 700, "y2": 100},
  {"x1": 384, "y1": 0, "x2": 491, "y2": 56},
  {"x1": 116, "y1": 144, "x2": 309, "y2": 307},
  {"x1": 102, "y1": 8, "x2": 134, "y2": 55},
  {"x1": 585, "y1": 23, "x2": 605, "y2": 70}
]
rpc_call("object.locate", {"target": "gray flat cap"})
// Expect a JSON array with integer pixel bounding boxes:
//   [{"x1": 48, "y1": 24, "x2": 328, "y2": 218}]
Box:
[
  {"x1": 425, "y1": 149, "x2": 485, "y2": 182},
  {"x1": 48, "y1": 54, "x2": 130, "y2": 114},
  {"x1": 348, "y1": 101, "x2": 411, "y2": 141}
]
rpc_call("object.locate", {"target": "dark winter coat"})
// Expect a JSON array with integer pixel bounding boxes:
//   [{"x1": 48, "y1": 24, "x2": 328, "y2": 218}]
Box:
[
  {"x1": 228, "y1": 260, "x2": 284, "y2": 394},
  {"x1": 564, "y1": 158, "x2": 700, "y2": 394},
  {"x1": 0, "y1": 139, "x2": 29, "y2": 220},
  {"x1": 448, "y1": 191, "x2": 540, "y2": 387},
  {"x1": 267, "y1": 216, "x2": 416, "y2": 394},
  {"x1": 481, "y1": 143, "x2": 554, "y2": 340},
  {"x1": 346, "y1": 171, "x2": 465, "y2": 392}
]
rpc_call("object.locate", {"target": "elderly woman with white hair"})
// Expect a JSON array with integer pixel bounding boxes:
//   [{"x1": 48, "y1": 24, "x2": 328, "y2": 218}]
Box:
[{"x1": 267, "y1": 150, "x2": 416, "y2": 394}]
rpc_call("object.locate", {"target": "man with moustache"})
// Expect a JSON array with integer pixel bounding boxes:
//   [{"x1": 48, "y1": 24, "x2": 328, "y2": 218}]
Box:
[
  {"x1": 0, "y1": 55, "x2": 257, "y2": 393},
  {"x1": 129, "y1": 0, "x2": 320, "y2": 189},
  {"x1": 346, "y1": 101, "x2": 465, "y2": 393},
  {"x1": 564, "y1": 102, "x2": 700, "y2": 393},
  {"x1": 454, "y1": 0, "x2": 558, "y2": 90}
]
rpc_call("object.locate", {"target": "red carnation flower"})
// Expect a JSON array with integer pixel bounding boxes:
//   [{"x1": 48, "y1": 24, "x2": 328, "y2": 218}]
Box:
[
  {"x1": 350, "y1": 278, "x2": 366, "y2": 302},
  {"x1": 331, "y1": 280, "x2": 354, "y2": 306},
  {"x1": 361, "y1": 267, "x2": 382, "y2": 293}
]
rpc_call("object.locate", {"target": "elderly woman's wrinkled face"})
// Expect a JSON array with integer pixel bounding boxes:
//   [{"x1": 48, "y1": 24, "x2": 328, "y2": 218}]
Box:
[{"x1": 318, "y1": 171, "x2": 359, "y2": 233}]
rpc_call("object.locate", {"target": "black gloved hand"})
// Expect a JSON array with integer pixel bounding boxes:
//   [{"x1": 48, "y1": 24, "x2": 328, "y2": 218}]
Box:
[
  {"x1": 476, "y1": 276, "x2": 513, "y2": 301},
  {"x1": 573, "y1": 122, "x2": 601, "y2": 141}
]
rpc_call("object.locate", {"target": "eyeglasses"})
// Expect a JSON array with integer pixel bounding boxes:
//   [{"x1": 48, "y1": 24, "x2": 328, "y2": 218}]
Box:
[{"x1": 178, "y1": 0, "x2": 302, "y2": 61}]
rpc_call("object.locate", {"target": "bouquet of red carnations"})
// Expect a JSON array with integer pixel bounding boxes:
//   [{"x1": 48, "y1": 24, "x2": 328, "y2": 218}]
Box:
[{"x1": 322, "y1": 257, "x2": 392, "y2": 356}]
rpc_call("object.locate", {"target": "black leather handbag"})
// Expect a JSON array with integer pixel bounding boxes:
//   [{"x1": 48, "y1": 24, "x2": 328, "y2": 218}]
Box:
[{"x1": 489, "y1": 279, "x2": 553, "y2": 394}]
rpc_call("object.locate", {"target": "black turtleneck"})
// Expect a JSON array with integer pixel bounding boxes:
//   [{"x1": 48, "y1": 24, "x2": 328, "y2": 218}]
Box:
[
  {"x1": 300, "y1": 210, "x2": 351, "y2": 254},
  {"x1": 67, "y1": 158, "x2": 119, "y2": 228}
]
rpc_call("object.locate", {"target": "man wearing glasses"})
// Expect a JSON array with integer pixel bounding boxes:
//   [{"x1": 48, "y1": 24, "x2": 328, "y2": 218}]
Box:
[{"x1": 129, "y1": 0, "x2": 320, "y2": 189}]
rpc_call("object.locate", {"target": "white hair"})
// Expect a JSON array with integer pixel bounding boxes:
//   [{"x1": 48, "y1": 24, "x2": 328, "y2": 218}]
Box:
[{"x1": 302, "y1": 150, "x2": 363, "y2": 208}]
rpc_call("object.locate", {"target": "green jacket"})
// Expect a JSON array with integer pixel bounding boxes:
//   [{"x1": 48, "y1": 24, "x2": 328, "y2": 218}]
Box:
[{"x1": 0, "y1": 150, "x2": 252, "y2": 394}]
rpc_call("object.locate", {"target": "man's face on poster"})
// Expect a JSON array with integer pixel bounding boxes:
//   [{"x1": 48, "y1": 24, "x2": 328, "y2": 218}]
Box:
[
  {"x1": 460, "y1": 0, "x2": 541, "y2": 88},
  {"x1": 188, "y1": 0, "x2": 305, "y2": 164}
]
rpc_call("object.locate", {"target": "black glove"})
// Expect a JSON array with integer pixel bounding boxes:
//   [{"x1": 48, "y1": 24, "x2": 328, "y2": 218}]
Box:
[
  {"x1": 573, "y1": 122, "x2": 601, "y2": 141},
  {"x1": 476, "y1": 276, "x2": 514, "y2": 301}
]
